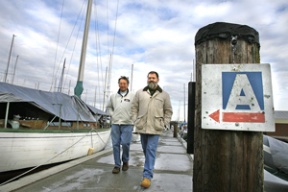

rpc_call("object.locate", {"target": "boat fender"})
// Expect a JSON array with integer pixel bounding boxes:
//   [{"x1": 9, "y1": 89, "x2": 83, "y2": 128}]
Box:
[{"x1": 87, "y1": 147, "x2": 94, "y2": 155}]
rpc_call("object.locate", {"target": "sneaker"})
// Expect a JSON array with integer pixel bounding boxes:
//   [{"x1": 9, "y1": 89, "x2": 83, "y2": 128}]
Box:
[
  {"x1": 140, "y1": 178, "x2": 151, "y2": 188},
  {"x1": 112, "y1": 167, "x2": 120, "y2": 174},
  {"x1": 122, "y1": 162, "x2": 129, "y2": 171}
]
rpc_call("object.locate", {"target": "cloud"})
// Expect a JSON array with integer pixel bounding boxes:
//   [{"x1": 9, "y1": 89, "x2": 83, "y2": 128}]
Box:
[{"x1": 0, "y1": 0, "x2": 287, "y2": 121}]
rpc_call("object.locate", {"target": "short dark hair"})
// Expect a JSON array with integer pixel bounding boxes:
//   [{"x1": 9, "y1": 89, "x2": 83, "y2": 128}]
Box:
[
  {"x1": 147, "y1": 71, "x2": 159, "y2": 78},
  {"x1": 118, "y1": 76, "x2": 129, "y2": 84}
]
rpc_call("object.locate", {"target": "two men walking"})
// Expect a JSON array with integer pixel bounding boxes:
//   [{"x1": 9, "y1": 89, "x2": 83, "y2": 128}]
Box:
[{"x1": 107, "y1": 71, "x2": 173, "y2": 189}]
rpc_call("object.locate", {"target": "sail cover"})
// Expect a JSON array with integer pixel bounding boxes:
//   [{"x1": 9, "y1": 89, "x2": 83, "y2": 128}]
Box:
[{"x1": 0, "y1": 82, "x2": 107, "y2": 122}]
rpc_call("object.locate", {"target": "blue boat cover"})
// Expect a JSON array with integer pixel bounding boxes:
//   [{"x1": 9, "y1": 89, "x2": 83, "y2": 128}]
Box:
[{"x1": 0, "y1": 82, "x2": 107, "y2": 122}]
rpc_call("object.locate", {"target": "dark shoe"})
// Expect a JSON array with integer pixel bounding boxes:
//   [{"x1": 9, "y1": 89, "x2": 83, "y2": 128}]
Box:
[
  {"x1": 112, "y1": 167, "x2": 120, "y2": 174},
  {"x1": 122, "y1": 162, "x2": 129, "y2": 171}
]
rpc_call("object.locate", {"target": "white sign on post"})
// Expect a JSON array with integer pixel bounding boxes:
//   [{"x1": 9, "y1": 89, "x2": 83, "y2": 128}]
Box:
[{"x1": 201, "y1": 64, "x2": 275, "y2": 132}]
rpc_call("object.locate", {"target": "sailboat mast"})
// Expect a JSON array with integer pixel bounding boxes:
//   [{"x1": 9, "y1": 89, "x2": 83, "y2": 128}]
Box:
[
  {"x1": 184, "y1": 83, "x2": 186, "y2": 122},
  {"x1": 4, "y1": 34, "x2": 16, "y2": 83},
  {"x1": 94, "y1": 86, "x2": 97, "y2": 108},
  {"x1": 130, "y1": 63, "x2": 134, "y2": 91},
  {"x1": 74, "y1": 0, "x2": 93, "y2": 98},
  {"x1": 12, "y1": 55, "x2": 19, "y2": 84},
  {"x1": 58, "y1": 58, "x2": 66, "y2": 93},
  {"x1": 103, "y1": 66, "x2": 108, "y2": 111},
  {"x1": 107, "y1": 54, "x2": 112, "y2": 97}
]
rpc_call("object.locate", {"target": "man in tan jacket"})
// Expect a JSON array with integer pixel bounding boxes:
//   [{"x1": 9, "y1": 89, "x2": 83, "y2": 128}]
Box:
[{"x1": 131, "y1": 71, "x2": 173, "y2": 188}]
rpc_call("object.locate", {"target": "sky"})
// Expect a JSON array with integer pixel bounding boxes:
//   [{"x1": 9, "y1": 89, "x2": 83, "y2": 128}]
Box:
[{"x1": 0, "y1": 0, "x2": 287, "y2": 121}]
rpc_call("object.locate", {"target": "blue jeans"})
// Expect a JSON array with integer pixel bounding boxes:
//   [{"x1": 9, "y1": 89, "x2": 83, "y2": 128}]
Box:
[
  {"x1": 140, "y1": 134, "x2": 160, "y2": 179},
  {"x1": 111, "y1": 124, "x2": 133, "y2": 168}
]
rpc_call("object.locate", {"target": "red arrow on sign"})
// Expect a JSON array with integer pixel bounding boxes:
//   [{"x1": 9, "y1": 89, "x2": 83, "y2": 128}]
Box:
[{"x1": 209, "y1": 109, "x2": 265, "y2": 123}]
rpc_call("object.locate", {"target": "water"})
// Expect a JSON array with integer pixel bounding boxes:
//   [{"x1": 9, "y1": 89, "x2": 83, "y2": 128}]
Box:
[{"x1": 0, "y1": 162, "x2": 66, "y2": 185}]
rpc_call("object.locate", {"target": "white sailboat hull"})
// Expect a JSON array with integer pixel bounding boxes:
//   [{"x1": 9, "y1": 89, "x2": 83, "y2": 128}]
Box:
[{"x1": 0, "y1": 129, "x2": 111, "y2": 172}]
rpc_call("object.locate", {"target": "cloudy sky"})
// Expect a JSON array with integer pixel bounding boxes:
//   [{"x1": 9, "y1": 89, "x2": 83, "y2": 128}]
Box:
[{"x1": 0, "y1": 0, "x2": 287, "y2": 121}]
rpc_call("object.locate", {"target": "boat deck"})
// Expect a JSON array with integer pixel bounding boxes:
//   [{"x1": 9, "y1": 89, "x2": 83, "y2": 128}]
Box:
[{"x1": 1, "y1": 130, "x2": 288, "y2": 192}]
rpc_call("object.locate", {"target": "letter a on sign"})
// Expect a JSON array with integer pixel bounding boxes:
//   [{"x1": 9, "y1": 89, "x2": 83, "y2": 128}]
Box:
[
  {"x1": 222, "y1": 72, "x2": 265, "y2": 123},
  {"x1": 225, "y1": 74, "x2": 261, "y2": 111},
  {"x1": 201, "y1": 64, "x2": 275, "y2": 132}
]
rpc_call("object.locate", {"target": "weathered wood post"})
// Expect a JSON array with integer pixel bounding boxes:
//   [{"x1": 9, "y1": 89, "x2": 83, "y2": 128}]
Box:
[
  {"x1": 194, "y1": 22, "x2": 263, "y2": 191},
  {"x1": 170, "y1": 121, "x2": 178, "y2": 138}
]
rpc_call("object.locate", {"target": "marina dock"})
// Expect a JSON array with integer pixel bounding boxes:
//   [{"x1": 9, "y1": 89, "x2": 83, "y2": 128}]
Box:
[
  {"x1": 0, "y1": 130, "x2": 193, "y2": 192},
  {"x1": 1, "y1": 130, "x2": 287, "y2": 192}
]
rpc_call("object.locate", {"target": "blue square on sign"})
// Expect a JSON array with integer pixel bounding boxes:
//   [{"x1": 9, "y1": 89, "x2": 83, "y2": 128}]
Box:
[{"x1": 222, "y1": 72, "x2": 264, "y2": 111}]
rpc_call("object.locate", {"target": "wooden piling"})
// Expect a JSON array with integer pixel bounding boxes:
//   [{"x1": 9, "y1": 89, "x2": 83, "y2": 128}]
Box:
[
  {"x1": 193, "y1": 22, "x2": 263, "y2": 192},
  {"x1": 187, "y1": 82, "x2": 196, "y2": 154},
  {"x1": 170, "y1": 121, "x2": 178, "y2": 138}
]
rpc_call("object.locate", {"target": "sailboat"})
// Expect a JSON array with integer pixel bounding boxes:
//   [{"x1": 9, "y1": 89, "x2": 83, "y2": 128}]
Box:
[{"x1": 0, "y1": 0, "x2": 111, "y2": 173}]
